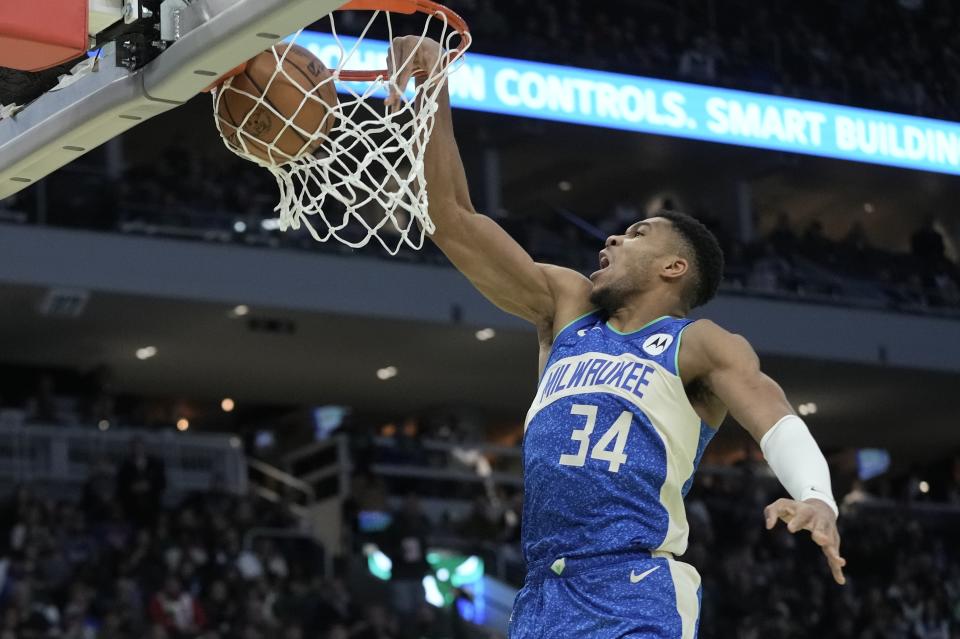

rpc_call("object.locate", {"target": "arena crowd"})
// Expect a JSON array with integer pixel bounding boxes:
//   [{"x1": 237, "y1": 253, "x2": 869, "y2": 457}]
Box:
[{"x1": 2, "y1": 443, "x2": 958, "y2": 638}]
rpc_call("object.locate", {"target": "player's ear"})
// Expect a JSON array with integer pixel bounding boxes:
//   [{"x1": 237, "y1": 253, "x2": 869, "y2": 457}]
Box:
[{"x1": 661, "y1": 255, "x2": 688, "y2": 281}]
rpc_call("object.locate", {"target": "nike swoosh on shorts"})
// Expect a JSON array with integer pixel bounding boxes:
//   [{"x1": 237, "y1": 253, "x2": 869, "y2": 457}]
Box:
[{"x1": 629, "y1": 566, "x2": 660, "y2": 583}]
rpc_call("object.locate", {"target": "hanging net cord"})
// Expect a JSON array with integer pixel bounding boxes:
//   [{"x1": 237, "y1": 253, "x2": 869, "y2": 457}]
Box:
[{"x1": 211, "y1": 9, "x2": 471, "y2": 254}]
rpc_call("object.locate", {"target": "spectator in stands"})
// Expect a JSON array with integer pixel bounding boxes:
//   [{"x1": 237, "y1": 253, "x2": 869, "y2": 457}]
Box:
[
  {"x1": 95, "y1": 610, "x2": 125, "y2": 639},
  {"x1": 456, "y1": 496, "x2": 501, "y2": 543},
  {"x1": 678, "y1": 35, "x2": 721, "y2": 83},
  {"x1": 116, "y1": 436, "x2": 167, "y2": 528},
  {"x1": 326, "y1": 624, "x2": 351, "y2": 639},
  {"x1": 765, "y1": 213, "x2": 797, "y2": 255},
  {"x1": 747, "y1": 244, "x2": 793, "y2": 293},
  {"x1": 912, "y1": 216, "x2": 947, "y2": 265},
  {"x1": 201, "y1": 578, "x2": 240, "y2": 635},
  {"x1": 7, "y1": 580, "x2": 58, "y2": 637},
  {"x1": 148, "y1": 575, "x2": 207, "y2": 638},
  {"x1": 841, "y1": 220, "x2": 873, "y2": 263},
  {"x1": 395, "y1": 419, "x2": 428, "y2": 466},
  {"x1": 379, "y1": 496, "x2": 431, "y2": 632},
  {"x1": 350, "y1": 604, "x2": 399, "y2": 639},
  {"x1": 800, "y1": 219, "x2": 832, "y2": 263},
  {"x1": 112, "y1": 576, "x2": 146, "y2": 636},
  {"x1": 81, "y1": 455, "x2": 115, "y2": 523},
  {"x1": 841, "y1": 479, "x2": 874, "y2": 511},
  {"x1": 61, "y1": 581, "x2": 97, "y2": 638},
  {"x1": 949, "y1": 456, "x2": 960, "y2": 506},
  {"x1": 84, "y1": 364, "x2": 117, "y2": 426},
  {"x1": 25, "y1": 374, "x2": 59, "y2": 424},
  {"x1": 932, "y1": 271, "x2": 960, "y2": 307}
]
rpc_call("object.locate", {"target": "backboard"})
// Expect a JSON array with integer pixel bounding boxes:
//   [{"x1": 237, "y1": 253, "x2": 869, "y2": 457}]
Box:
[{"x1": 0, "y1": 0, "x2": 349, "y2": 199}]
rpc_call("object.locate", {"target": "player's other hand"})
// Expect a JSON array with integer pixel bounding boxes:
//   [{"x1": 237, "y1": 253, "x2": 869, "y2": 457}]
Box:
[
  {"x1": 385, "y1": 36, "x2": 442, "y2": 109},
  {"x1": 764, "y1": 497, "x2": 847, "y2": 586}
]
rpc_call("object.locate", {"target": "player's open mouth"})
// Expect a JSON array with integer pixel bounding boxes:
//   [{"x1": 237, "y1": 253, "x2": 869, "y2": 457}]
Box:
[{"x1": 590, "y1": 252, "x2": 611, "y2": 280}]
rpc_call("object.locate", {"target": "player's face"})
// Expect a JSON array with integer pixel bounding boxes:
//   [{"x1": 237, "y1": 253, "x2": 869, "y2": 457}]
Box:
[{"x1": 589, "y1": 218, "x2": 677, "y2": 310}]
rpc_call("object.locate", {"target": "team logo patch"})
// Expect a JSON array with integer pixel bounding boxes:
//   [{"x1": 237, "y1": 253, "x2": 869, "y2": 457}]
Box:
[{"x1": 642, "y1": 333, "x2": 673, "y2": 356}]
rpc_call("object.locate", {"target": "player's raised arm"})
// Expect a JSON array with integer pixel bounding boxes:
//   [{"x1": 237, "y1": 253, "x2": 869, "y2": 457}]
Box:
[
  {"x1": 680, "y1": 320, "x2": 847, "y2": 585},
  {"x1": 385, "y1": 36, "x2": 592, "y2": 331}
]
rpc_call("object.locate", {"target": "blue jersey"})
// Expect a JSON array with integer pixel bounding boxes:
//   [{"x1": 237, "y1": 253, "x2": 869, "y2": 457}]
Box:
[{"x1": 522, "y1": 311, "x2": 717, "y2": 565}]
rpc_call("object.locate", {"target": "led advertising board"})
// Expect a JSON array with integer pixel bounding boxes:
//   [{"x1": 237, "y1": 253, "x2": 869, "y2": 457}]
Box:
[{"x1": 294, "y1": 31, "x2": 960, "y2": 176}]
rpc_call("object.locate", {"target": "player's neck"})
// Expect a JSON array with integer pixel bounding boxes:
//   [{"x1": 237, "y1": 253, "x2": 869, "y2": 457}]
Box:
[{"x1": 606, "y1": 296, "x2": 685, "y2": 333}]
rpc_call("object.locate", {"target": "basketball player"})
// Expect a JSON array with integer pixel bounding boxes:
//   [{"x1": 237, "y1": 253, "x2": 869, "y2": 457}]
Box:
[{"x1": 387, "y1": 37, "x2": 846, "y2": 638}]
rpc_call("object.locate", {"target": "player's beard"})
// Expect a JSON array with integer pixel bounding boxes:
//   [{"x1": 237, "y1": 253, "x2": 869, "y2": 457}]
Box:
[
  {"x1": 590, "y1": 256, "x2": 655, "y2": 313},
  {"x1": 590, "y1": 278, "x2": 631, "y2": 314}
]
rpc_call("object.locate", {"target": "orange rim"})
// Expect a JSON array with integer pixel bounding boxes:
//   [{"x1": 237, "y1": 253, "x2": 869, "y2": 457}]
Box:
[{"x1": 335, "y1": 0, "x2": 470, "y2": 82}]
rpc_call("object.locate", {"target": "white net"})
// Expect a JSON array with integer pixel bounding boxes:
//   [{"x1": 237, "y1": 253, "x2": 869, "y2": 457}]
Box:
[{"x1": 211, "y1": 4, "x2": 470, "y2": 254}]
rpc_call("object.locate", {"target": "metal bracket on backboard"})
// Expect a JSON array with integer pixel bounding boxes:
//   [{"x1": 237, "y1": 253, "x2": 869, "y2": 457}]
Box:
[
  {"x1": 0, "y1": 0, "x2": 349, "y2": 200},
  {"x1": 122, "y1": 0, "x2": 145, "y2": 24},
  {"x1": 160, "y1": 0, "x2": 201, "y2": 41}
]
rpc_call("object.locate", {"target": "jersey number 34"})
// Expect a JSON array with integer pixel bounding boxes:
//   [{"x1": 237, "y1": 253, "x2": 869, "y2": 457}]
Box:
[{"x1": 558, "y1": 404, "x2": 632, "y2": 473}]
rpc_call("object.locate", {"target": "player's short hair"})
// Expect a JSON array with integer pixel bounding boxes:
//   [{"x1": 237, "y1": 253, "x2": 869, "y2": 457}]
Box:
[{"x1": 654, "y1": 210, "x2": 724, "y2": 309}]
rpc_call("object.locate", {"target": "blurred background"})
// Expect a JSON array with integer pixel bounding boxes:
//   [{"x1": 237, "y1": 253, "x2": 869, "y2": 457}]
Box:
[{"x1": 1, "y1": 0, "x2": 960, "y2": 638}]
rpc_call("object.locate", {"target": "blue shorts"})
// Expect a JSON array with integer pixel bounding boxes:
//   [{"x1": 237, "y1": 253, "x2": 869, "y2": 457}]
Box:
[{"x1": 508, "y1": 551, "x2": 702, "y2": 639}]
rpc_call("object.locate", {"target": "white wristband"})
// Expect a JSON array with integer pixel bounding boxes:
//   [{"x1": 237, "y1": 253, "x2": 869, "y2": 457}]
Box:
[{"x1": 760, "y1": 415, "x2": 838, "y2": 518}]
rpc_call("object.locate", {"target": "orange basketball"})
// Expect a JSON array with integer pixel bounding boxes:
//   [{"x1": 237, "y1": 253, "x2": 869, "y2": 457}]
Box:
[{"x1": 216, "y1": 43, "x2": 338, "y2": 165}]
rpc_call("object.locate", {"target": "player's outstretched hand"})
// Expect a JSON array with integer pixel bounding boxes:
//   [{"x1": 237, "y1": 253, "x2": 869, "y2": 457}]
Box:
[
  {"x1": 764, "y1": 497, "x2": 847, "y2": 585},
  {"x1": 385, "y1": 36, "x2": 443, "y2": 109}
]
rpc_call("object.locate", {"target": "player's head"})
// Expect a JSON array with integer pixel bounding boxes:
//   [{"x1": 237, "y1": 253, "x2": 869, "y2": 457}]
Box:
[{"x1": 589, "y1": 210, "x2": 724, "y2": 314}]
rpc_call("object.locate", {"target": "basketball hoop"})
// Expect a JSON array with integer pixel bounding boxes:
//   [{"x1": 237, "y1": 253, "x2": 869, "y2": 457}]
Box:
[{"x1": 210, "y1": 0, "x2": 471, "y2": 254}]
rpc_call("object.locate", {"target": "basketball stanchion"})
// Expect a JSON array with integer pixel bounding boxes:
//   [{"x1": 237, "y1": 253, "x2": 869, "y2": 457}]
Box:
[{"x1": 209, "y1": 0, "x2": 471, "y2": 254}]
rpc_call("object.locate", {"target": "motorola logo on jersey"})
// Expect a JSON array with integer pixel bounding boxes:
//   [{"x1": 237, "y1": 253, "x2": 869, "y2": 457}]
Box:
[{"x1": 642, "y1": 333, "x2": 673, "y2": 356}]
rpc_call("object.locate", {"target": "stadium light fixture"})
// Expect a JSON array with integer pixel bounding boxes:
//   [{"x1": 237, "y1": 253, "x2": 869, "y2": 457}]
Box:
[
  {"x1": 377, "y1": 366, "x2": 398, "y2": 380},
  {"x1": 798, "y1": 402, "x2": 818, "y2": 416},
  {"x1": 475, "y1": 328, "x2": 496, "y2": 341}
]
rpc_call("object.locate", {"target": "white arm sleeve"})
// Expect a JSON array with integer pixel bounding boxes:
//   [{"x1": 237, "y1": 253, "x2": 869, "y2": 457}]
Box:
[{"x1": 760, "y1": 415, "x2": 839, "y2": 518}]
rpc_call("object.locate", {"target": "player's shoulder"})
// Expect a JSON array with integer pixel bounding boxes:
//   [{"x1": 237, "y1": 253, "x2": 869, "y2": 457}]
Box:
[
  {"x1": 536, "y1": 264, "x2": 595, "y2": 337},
  {"x1": 680, "y1": 319, "x2": 758, "y2": 375},
  {"x1": 538, "y1": 263, "x2": 591, "y2": 292},
  {"x1": 683, "y1": 318, "x2": 750, "y2": 341},
  {"x1": 682, "y1": 318, "x2": 732, "y2": 342}
]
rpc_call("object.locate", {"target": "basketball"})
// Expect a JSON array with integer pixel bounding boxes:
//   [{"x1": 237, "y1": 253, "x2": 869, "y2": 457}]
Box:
[{"x1": 216, "y1": 43, "x2": 338, "y2": 165}]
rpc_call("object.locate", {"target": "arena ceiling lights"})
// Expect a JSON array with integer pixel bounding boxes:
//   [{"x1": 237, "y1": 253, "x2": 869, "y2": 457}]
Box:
[{"x1": 296, "y1": 32, "x2": 960, "y2": 177}]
